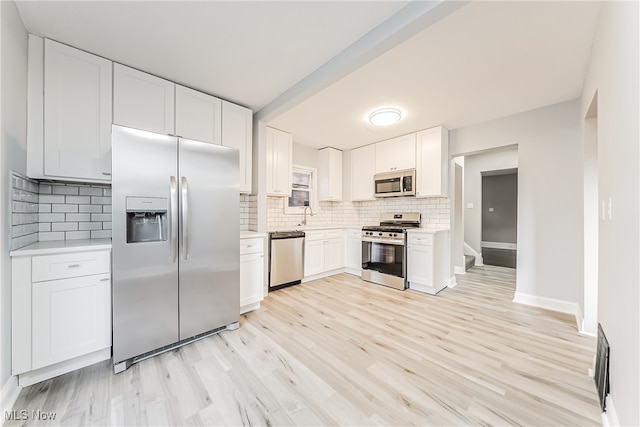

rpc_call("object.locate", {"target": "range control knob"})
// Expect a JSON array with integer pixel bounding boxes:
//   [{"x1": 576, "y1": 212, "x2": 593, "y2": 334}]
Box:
[{"x1": 378, "y1": 232, "x2": 383, "y2": 236}]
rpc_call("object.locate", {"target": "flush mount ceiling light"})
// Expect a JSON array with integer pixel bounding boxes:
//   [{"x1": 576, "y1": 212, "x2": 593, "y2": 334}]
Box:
[{"x1": 369, "y1": 108, "x2": 401, "y2": 126}]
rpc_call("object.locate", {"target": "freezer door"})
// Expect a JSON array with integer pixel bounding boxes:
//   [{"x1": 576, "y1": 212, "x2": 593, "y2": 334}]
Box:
[
  {"x1": 178, "y1": 138, "x2": 240, "y2": 339},
  {"x1": 112, "y1": 125, "x2": 179, "y2": 364}
]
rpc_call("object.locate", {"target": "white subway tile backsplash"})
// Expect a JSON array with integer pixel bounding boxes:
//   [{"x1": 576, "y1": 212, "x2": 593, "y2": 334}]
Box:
[
  {"x1": 66, "y1": 213, "x2": 91, "y2": 222},
  {"x1": 39, "y1": 184, "x2": 52, "y2": 194},
  {"x1": 39, "y1": 213, "x2": 66, "y2": 223},
  {"x1": 52, "y1": 204, "x2": 79, "y2": 213},
  {"x1": 52, "y1": 222, "x2": 79, "y2": 232},
  {"x1": 103, "y1": 222, "x2": 112, "y2": 230},
  {"x1": 39, "y1": 204, "x2": 51, "y2": 213},
  {"x1": 266, "y1": 195, "x2": 451, "y2": 231},
  {"x1": 66, "y1": 195, "x2": 91, "y2": 204},
  {"x1": 79, "y1": 187, "x2": 103, "y2": 196},
  {"x1": 66, "y1": 231, "x2": 91, "y2": 240},
  {"x1": 78, "y1": 222, "x2": 102, "y2": 231},
  {"x1": 91, "y1": 230, "x2": 112, "y2": 239},
  {"x1": 79, "y1": 204, "x2": 102, "y2": 213},
  {"x1": 39, "y1": 231, "x2": 65, "y2": 241},
  {"x1": 91, "y1": 213, "x2": 111, "y2": 222},
  {"x1": 39, "y1": 194, "x2": 65, "y2": 204},
  {"x1": 38, "y1": 223, "x2": 51, "y2": 232},
  {"x1": 91, "y1": 196, "x2": 111, "y2": 205},
  {"x1": 52, "y1": 185, "x2": 79, "y2": 195}
]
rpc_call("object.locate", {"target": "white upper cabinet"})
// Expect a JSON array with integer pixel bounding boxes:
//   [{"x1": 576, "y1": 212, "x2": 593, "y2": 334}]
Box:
[
  {"x1": 266, "y1": 127, "x2": 292, "y2": 197},
  {"x1": 416, "y1": 126, "x2": 449, "y2": 198},
  {"x1": 350, "y1": 144, "x2": 376, "y2": 201},
  {"x1": 28, "y1": 37, "x2": 113, "y2": 182},
  {"x1": 176, "y1": 85, "x2": 222, "y2": 144},
  {"x1": 374, "y1": 133, "x2": 416, "y2": 173},
  {"x1": 222, "y1": 101, "x2": 253, "y2": 194},
  {"x1": 113, "y1": 63, "x2": 175, "y2": 135},
  {"x1": 318, "y1": 147, "x2": 343, "y2": 201}
]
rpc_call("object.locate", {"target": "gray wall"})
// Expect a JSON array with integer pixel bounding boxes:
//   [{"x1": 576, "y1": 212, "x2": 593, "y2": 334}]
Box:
[
  {"x1": 451, "y1": 100, "x2": 583, "y2": 308},
  {"x1": 580, "y1": 2, "x2": 639, "y2": 423},
  {"x1": 292, "y1": 142, "x2": 318, "y2": 168},
  {"x1": 481, "y1": 172, "x2": 517, "y2": 244},
  {"x1": 1, "y1": 0, "x2": 29, "y2": 391}
]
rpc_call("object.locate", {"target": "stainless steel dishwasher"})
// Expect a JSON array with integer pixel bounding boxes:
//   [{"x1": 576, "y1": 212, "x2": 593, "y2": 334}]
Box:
[{"x1": 269, "y1": 231, "x2": 305, "y2": 291}]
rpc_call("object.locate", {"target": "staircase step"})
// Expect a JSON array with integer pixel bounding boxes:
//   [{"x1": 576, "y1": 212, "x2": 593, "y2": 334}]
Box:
[{"x1": 465, "y1": 255, "x2": 475, "y2": 271}]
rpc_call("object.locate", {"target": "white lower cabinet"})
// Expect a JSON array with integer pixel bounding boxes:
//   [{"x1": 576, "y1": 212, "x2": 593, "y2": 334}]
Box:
[
  {"x1": 344, "y1": 229, "x2": 362, "y2": 274},
  {"x1": 10, "y1": 244, "x2": 112, "y2": 386},
  {"x1": 406, "y1": 230, "x2": 450, "y2": 295},
  {"x1": 240, "y1": 236, "x2": 265, "y2": 314},
  {"x1": 304, "y1": 229, "x2": 343, "y2": 279},
  {"x1": 32, "y1": 274, "x2": 111, "y2": 369}
]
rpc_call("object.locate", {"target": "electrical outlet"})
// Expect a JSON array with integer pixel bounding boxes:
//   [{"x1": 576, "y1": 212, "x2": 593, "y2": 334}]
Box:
[{"x1": 608, "y1": 197, "x2": 613, "y2": 221}]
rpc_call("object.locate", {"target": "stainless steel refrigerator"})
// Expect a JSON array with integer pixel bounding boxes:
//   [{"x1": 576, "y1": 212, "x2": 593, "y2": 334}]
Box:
[{"x1": 111, "y1": 125, "x2": 239, "y2": 373}]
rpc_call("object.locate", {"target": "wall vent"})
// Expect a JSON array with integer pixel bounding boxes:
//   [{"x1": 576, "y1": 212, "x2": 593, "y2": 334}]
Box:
[{"x1": 595, "y1": 323, "x2": 610, "y2": 412}]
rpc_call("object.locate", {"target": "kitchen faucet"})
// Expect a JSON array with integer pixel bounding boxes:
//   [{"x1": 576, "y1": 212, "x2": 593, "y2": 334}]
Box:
[{"x1": 301, "y1": 206, "x2": 314, "y2": 226}]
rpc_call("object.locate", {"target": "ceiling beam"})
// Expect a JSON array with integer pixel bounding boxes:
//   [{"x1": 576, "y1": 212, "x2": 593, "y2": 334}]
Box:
[{"x1": 255, "y1": 0, "x2": 470, "y2": 123}]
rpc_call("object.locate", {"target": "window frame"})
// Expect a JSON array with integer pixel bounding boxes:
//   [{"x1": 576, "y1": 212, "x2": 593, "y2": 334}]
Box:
[{"x1": 284, "y1": 164, "x2": 319, "y2": 214}]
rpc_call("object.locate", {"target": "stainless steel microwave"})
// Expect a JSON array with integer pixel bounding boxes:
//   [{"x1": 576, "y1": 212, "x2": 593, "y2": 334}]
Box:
[{"x1": 374, "y1": 169, "x2": 416, "y2": 198}]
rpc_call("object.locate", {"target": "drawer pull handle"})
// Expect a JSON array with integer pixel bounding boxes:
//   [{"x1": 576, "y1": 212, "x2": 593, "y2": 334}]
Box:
[
  {"x1": 68, "y1": 264, "x2": 80, "y2": 268},
  {"x1": 100, "y1": 278, "x2": 110, "y2": 282},
  {"x1": 102, "y1": 172, "x2": 111, "y2": 176},
  {"x1": 247, "y1": 245, "x2": 253, "y2": 248}
]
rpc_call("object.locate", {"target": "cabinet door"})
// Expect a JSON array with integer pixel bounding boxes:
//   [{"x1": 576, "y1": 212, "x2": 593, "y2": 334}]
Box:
[
  {"x1": 113, "y1": 63, "x2": 175, "y2": 135},
  {"x1": 375, "y1": 134, "x2": 416, "y2": 173},
  {"x1": 222, "y1": 101, "x2": 253, "y2": 193},
  {"x1": 240, "y1": 252, "x2": 264, "y2": 311},
  {"x1": 266, "y1": 127, "x2": 292, "y2": 196},
  {"x1": 44, "y1": 39, "x2": 112, "y2": 181},
  {"x1": 32, "y1": 274, "x2": 111, "y2": 369},
  {"x1": 304, "y1": 240, "x2": 324, "y2": 277},
  {"x1": 345, "y1": 237, "x2": 362, "y2": 270},
  {"x1": 176, "y1": 85, "x2": 222, "y2": 144},
  {"x1": 324, "y1": 238, "x2": 344, "y2": 271},
  {"x1": 318, "y1": 147, "x2": 343, "y2": 201},
  {"x1": 416, "y1": 126, "x2": 449, "y2": 197},
  {"x1": 350, "y1": 144, "x2": 376, "y2": 201},
  {"x1": 407, "y1": 245, "x2": 434, "y2": 287}
]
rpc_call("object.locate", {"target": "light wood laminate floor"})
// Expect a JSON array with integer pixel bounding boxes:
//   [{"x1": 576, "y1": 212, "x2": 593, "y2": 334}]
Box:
[{"x1": 9, "y1": 266, "x2": 602, "y2": 426}]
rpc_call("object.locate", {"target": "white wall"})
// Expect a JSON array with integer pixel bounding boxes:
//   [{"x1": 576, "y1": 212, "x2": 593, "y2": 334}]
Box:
[
  {"x1": 463, "y1": 146, "x2": 518, "y2": 254},
  {"x1": 451, "y1": 100, "x2": 583, "y2": 308},
  {"x1": 292, "y1": 142, "x2": 319, "y2": 169},
  {"x1": 580, "y1": 2, "x2": 639, "y2": 424},
  {"x1": 1, "y1": 0, "x2": 28, "y2": 396}
]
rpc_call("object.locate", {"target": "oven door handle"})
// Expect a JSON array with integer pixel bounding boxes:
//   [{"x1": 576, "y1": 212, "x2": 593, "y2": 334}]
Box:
[{"x1": 362, "y1": 237, "x2": 405, "y2": 246}]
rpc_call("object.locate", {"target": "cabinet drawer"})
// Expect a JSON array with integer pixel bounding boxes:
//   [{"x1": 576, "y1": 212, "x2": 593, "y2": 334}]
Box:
[
  {"x1": 325, "y1": 229, "x2": 342, "y2": 240},
  {"x1": 304, "y1": 230, "x2": 325, "y2": 241},
  {"x1": 32, "y1": 251, "x2": 110, "y2": 282},
  {"x1": 240, "y1": 238, "x2": 263, "y2": 255},
  {"x1": 407, "y1": 234, "x2": 434, "y2": 246}
]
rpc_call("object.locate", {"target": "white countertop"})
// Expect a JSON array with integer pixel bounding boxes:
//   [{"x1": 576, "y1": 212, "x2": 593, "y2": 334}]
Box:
[
  {"x1": 240, "y1": 230, "x2": 268, "y2": 239},
  {"x1": 10, "y1": 238, "x2": 112, "y2": 257},
  {"x1": 267, "y1": 225, "x2": 361, "y2": 233},
  {"x1": 407, "y1": 228, "x2": 450, "y2": 234}
]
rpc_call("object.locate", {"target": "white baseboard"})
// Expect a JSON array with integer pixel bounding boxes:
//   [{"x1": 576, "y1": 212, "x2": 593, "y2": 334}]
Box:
[
  {"x1": 601, "y1": 394, "x2": 620, "y2": 427},
  {"x1": 2, "y1": 375, "x2": 22, "y2": 419},
  {"x1": 512, "y1": 292, "x2": 579, "y2": 317},
  {"x1": 578, "y1": 311, "x2": 597, "y2": 337},
  {"x1": 301, "y1": 268, "x2": 346, "y2": 284},
  {"x1": 474, "y1": 256, "x2": 484, "y2": 266},
  {"x1": 454, "y1": 266, "x2": 466, "y2": 275},
  {"x1": 447, "y1": 276, "x2": 457, "y2": 288},
  {"x1": 17, "y1": 348, "x2": 110, "y2": 387}
]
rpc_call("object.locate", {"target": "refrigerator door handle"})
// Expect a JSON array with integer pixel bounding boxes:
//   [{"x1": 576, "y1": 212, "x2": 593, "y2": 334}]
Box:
[
  {"x1": 170, "y1": 176, "x2": 178, "y2": 261},
  {"x1": 181, "y1": 176, "x2": 189, "y2": 260}
]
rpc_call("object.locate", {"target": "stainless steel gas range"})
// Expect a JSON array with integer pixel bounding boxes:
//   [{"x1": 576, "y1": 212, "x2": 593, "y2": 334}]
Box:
[{"x1": 361, "y1": 213, "x2": 420, "y2": 290}]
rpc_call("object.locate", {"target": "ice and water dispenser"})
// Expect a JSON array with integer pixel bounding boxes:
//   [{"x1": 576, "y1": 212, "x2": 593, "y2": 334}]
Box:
[{"x1": 126, "y1": 197, "x2": 168, "y2": 243}]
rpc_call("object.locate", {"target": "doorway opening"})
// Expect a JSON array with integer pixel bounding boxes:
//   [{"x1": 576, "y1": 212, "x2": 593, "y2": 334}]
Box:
[
  {"x1": 451, "y1": 145, "x2": 519, "y2": 278},
  {"x1": 481, "y1": 169, "x2": 518, "y2": 268}
]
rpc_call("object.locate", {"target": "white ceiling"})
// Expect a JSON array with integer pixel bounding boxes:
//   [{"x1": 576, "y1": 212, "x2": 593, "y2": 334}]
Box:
[
  {"x1": 268, "y1": 1, "x2": 603, "y2": 150},
  {"x1": 15, "y1": 1, "x2": 602, "y2": 151},
  {"x1": 15, "y1": 1, "x2": 408, "y2": 111}
]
